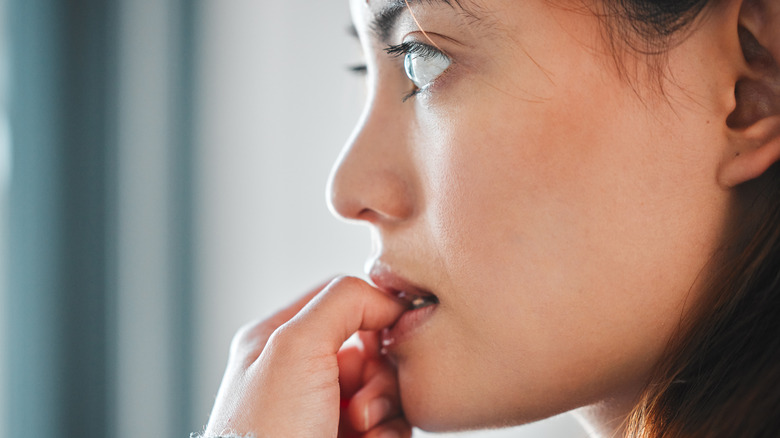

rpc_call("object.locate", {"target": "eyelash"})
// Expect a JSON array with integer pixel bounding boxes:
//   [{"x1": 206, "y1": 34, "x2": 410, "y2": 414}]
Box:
[
  {"x1": 346, "y1": 42, "x2": 450, "y2": 101},
  {"x1": 385, "y1": 41, "x2": 448, "y2": 102},
  {"x1": 347, "y1": 64, "x2": 368, "y2": 75},
  {"x1": 385, "y1": 40, "x2": 441, "y2": 59}
]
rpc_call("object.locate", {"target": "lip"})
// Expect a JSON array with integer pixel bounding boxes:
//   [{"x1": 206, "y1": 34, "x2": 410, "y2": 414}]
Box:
[
  {"x1": 369, "y1": 262, "x2": 439, "y2": 348},
  {"x1": 381, "y1": 303, "x2": 438, "y2": 349}
]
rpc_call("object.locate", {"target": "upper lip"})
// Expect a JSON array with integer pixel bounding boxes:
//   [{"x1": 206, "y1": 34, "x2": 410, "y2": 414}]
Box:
[{"x1": 368, "y1": 262, "x2": 438, "y2": 303}]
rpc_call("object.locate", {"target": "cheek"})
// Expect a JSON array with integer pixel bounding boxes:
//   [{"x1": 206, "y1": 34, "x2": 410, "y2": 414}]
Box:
[
  {"x1": 406, "y1": 80, "x2": 731, "y2": 425},
  {"x1": 425, "y1": 71, "x2": 728, "y2": 301}
]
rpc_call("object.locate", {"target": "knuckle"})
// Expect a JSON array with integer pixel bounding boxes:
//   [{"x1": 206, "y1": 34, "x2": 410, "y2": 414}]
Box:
[
  {"x1": 264, "y1": 321, "x2": 308, "y2": 355},
  {"x1": 229, "y1": 319, "x2": 277, "y2": 363}
]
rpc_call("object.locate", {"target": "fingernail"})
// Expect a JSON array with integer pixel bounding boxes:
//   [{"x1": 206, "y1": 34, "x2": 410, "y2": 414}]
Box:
[{"x1": 365, "y1": 397, "x2": 392, "y2": 430}]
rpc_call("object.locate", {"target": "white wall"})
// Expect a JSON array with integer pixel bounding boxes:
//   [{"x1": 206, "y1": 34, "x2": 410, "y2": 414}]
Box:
[{"x1": 193, "y1": 1, "x2": 586, "y2": 437}]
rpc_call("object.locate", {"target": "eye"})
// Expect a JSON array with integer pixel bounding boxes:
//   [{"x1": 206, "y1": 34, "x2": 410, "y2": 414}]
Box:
[
  {"x1": 404, "y1": 45, "x2": 450, "y2": 90},
  {"x1": 386, "y1": 41, "x2": 451, "y2": 99}
]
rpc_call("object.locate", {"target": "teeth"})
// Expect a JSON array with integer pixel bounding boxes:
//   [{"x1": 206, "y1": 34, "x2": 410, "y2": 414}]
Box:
[
  {"x1": 410, "y1": 296, "x2": 434, "y2": 310},
  {"x1": 398, "y1": 291, "x2": 437, "y2": 310}
]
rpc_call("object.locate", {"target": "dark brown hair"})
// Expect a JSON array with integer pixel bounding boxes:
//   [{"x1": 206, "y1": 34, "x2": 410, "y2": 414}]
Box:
[
  {"x1": 628, "y1": 165, "x2": 780, "y2": 436},
  {"x1": 604, "y1": 1, "x2": 780, "y2": 436}
]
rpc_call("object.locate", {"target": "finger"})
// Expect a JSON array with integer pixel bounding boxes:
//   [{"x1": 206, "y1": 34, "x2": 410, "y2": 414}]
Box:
[
  {"x1": 337, "y1": 345, "x2": 365, "y2": 398},
  {"x1": 364, "y1": 417, "x2": 413, "y2": 438},
  {"x1": 361, "y1": 356, "x2": 393, "y2": 384},
  {"x1": 263, "y1": 277, "x2": 334, "y2": 328},
  {"x1": 228, "y1": 278, "x2": 333, "y2": 363},
  {"x1": 349, "y1": 360, "x2": 402, "y2": 432},
  {"x1": 338, "y1": 400, "x2": 361, "y2": 438},
  {"x1": 280, "y1": 276, "x2": 406, "y2": 355},
  {"x1": 358, "y1": 330, "x2": 381, "y2": 358}
]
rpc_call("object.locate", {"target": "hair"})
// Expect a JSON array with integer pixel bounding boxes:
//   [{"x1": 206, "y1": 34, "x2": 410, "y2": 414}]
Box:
[
  {"x1": 601, "y1": 1, "x2": 780, "y2": 437},
  {"x1": 595, "y1": 0, "x2": 718, "y2": 89},
  {"x1": 602, "y1": 0, "x2": 713, "y2": 51}
]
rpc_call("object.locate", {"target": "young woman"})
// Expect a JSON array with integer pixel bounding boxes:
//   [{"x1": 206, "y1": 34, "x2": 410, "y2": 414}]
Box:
[{"x1": 201, "y1": 0, "x2": 780, "y2": 437}]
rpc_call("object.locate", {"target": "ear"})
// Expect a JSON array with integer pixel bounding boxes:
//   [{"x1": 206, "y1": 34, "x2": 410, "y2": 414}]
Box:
[{"x1": 719, "y1": 0, "x2": 780, "y2": 188}]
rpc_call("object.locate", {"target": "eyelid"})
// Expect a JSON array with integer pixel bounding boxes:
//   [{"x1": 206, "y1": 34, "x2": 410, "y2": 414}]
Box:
[
  {"x1": 375, "y1": 29, "x2": 461, "y2": 103},
  {"x1": 385, "y1": 39, "x2": 452, "y2": 102},
  {"x1": 384, "y1": 40, "x2": 448, "y2": 60}
]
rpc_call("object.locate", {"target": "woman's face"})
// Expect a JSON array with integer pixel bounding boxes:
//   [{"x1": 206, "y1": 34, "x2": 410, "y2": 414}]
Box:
[{"x1": 330, "y1": 0, "x2": 735, "y2": 431}]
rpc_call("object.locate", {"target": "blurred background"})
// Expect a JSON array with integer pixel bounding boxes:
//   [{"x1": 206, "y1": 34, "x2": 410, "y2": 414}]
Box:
[{"x1": 1, "y1": 1, "x2": 586, "y2": 437}]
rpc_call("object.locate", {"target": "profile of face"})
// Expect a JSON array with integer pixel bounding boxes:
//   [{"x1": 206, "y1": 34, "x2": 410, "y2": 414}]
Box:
[{"x1": 328, "y1": 0, "x2": 742, "y2": 432}]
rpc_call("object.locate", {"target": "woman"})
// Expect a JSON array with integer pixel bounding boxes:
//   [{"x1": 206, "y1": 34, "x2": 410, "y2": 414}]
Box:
[{"x1": 201, "y1": 0, "x2": 780, "y2": 437}]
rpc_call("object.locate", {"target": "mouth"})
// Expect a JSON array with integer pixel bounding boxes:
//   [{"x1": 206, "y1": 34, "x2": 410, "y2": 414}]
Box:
[
  {"x1": 369, "y1": 262, "x2": 439, "y2": 347},
  {"x1": 396, "y1": 290, "x2": 439, "y2": 310},
  {"x1": 368, "y1": 263, "x2": 439, "y2": 310}
]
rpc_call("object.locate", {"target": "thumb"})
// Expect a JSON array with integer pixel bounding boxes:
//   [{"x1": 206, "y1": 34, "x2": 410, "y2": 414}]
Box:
[{"x1": 279, "y1": 276, "x2": 407, "y2": 355}]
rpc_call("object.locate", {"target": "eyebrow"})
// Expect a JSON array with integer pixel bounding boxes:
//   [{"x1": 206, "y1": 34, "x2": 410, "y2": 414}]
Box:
[{"x1": 370, "y1": 0, "x2": 475, "y2": 43}]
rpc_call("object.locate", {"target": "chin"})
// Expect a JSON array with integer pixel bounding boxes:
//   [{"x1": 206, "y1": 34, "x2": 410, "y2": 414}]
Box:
[
  {"x1": 396, "y1": 369, "x2": 512, "y2": 432},
  {"x1": 396, "y1": 366, "x2": 467, "y2": 431},
  {"x1": 400, "y1": 397, "x2": 465, "y2": 432},
  {"x1": 396, "y1": 361, "x2": 585, "y2": 433}
]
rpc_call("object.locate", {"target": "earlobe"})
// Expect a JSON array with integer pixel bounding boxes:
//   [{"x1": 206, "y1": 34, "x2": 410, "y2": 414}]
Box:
[
  {"x1": 719, "y1": 0, "x2": 780, "y2": 188},
  {"x1": 719, "y1": 116, "x2": 780, "y2": 188}
]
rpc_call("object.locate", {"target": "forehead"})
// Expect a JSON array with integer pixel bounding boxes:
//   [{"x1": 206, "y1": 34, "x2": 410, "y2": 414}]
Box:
[
  {"x1": 352, "y1": 0, "x2": 493, "y2": 41},
  {"x1": 367, "y1": 0, "x2": 486, "y2": 18},
  {"x1": 356, "y1": 0, "x2": 486, "y2": 22},
  {"x1": 365, "y1": 0, "x2": 463, "y2": 8}
]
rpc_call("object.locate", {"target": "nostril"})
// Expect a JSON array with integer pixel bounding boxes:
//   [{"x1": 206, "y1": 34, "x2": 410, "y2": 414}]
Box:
[{"x1": 355, "y1": 208, "x2": 386, "y2": 223}]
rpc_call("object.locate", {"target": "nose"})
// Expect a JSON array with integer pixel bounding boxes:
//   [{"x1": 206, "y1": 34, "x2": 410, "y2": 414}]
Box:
[{"x1": 327, "y1": 104, "x2": 417, "y2": 225}]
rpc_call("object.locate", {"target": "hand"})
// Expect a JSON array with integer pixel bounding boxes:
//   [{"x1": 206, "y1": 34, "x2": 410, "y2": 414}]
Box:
[
  {"x1": 204, "y1": 276, "x2": 412, "y2": 437},
  {"x1": 338, "y1": 330, "x2": 411, "y2": 438}
]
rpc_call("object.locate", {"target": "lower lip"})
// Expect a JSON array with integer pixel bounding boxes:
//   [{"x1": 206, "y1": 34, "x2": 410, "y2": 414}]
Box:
[{"x1": 381, "y1": 303, "x2": 437, "y2": 348}]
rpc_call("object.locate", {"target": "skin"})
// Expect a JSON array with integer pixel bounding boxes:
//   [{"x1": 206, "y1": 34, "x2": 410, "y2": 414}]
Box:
[
  {"x1": 333, "y1": 0, "x2": 738, "y2": 432},
  {"x1": 204, "y1": 0, "x2": 780, "y2": 437}
]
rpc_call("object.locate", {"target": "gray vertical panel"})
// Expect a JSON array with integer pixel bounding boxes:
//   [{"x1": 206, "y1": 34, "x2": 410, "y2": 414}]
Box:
[
  {"x1": 115, "y1": 0, "x2": 197, "y2": 436},
  {"x1": 7, "y1": 1, "x2": 64, "y2": 435},
  {"x1": 6, "y1": 0, "x2": 118, "y2": 437},
  {"x1": 169, "y1": 0, "x2": 197, "y2": 434},
  {"x1": 59, "y1": 1, "x2": 118, "y2": 436},
  {"x1": 115, "y1": 0, "x2": 173, "y2": 434},
  {"x1": 0, "y1": 0, "x2": 9, "y2": 430}
]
